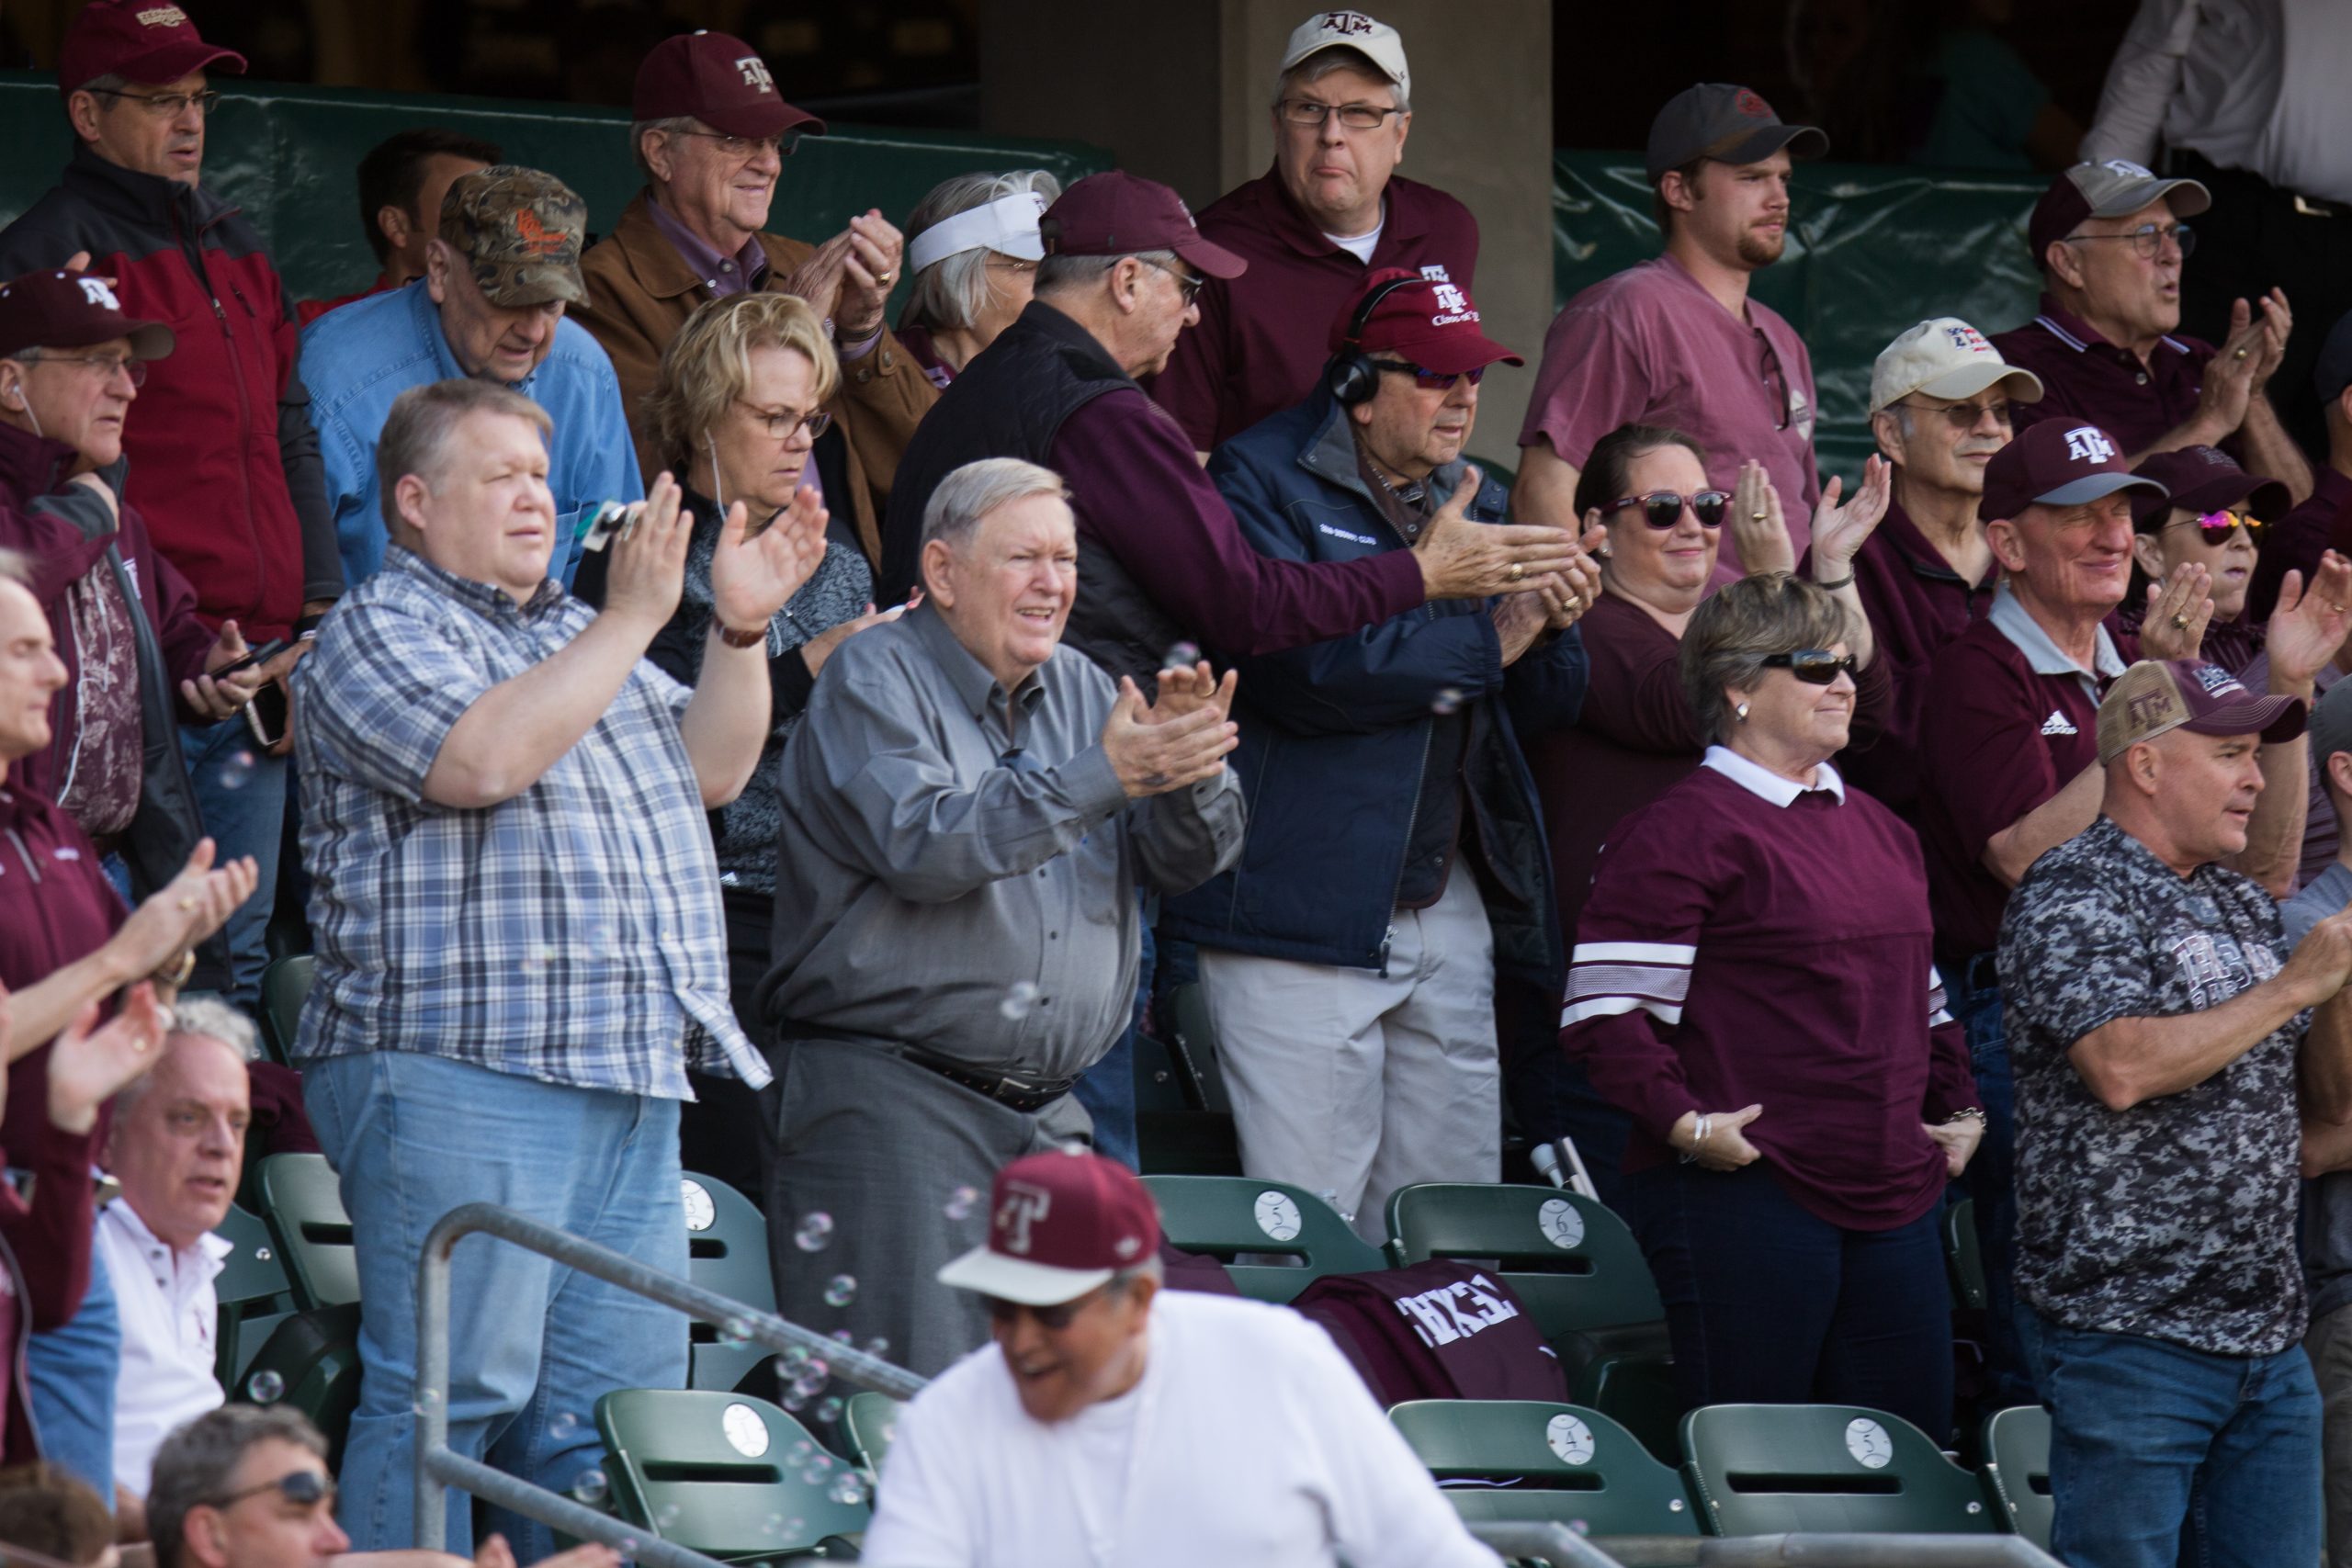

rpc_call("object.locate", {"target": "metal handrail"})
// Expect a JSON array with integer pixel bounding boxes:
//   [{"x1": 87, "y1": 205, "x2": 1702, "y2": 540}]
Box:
[
  {"x1": 1468, "y1": 1521, "x2": 1632, "y2": 1565},
  {"x1": 413, "y1": 1200, "x2": 928, "y2": 1555},
  {"x1": 1699, "y1": 1537, "x2": 2064, "y2": 1566}
]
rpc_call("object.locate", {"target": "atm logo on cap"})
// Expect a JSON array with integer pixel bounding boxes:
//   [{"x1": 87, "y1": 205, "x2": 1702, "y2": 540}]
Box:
[
  {"x1": 735, "y1": 56, "x2": 775, "y2": 93},
  {"x1": 1316, "y1": 11, "x2": 1379, "y2": 36},
  {"x1": 78, "y1": 278, "x2": 122, "y2": 312},
  {"x1": 1943, "y1": 323, "x2": 1992, "y2": 355},
  {"x1": 2064, "y1": 426, "x2": 2118, "y2": 464},
  {"x1": 996, "y1": 1182, "x2": 1051, "y2": 1255},
  {"x1": 137, "y1": 6, "x2": 189, "y2": 26}
]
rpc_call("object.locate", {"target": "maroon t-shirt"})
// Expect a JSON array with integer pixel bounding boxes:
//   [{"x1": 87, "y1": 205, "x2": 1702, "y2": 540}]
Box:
[
  {"x1": 1991, "y1": 297, "x2": 2215, "y2": 460},
  {"x1": 1292, "y1": 1259, "x2": 1567, "y2": 1408},
  {"x1": 1916, "y1": 595, "x2": 2130, "y2": 959},
  {"x1": 1148, "y1": 169, "x2": 1480, "y2": 452},
  {"x1": 2247, "y1": 465, "x2": 2352, "y2": 626},
  {"x1": 1518, "y1": 255, "x2": 1820, "y2": 584},
  {"x1": 1562, "y1": 758, "x2": 1977, "y2": 1231}
]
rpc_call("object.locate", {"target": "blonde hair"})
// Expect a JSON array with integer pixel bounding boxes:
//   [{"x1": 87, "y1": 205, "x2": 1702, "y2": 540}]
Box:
[
  {"x1": 1679, "y1": 573, "x2": 1859, "y2": 744},
  {"x1": 643, "y1": 293, "x2": 840, "y2": 477}
]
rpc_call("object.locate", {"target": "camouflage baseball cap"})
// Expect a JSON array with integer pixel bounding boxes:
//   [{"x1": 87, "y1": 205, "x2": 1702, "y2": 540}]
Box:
[{"x1": 439, "y1": 165, "x2": 586, "y2": 309}]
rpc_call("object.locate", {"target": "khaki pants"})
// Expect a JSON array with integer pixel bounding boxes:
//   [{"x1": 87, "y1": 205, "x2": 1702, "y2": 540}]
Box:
[
  {"x1": 1199, "y1": 874, "x2": 1499, "y2": 1247},
  {"x1": 2308, "y1": 1300, "x2": 2352, "y2": 1568}
]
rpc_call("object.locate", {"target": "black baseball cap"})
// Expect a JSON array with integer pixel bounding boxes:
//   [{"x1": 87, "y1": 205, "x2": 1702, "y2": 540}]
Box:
[
  {"x1": 2315, "y1": 307, "x2": 2352, "y2": 406},
  {"x1": 1646, "y1": 84, "x2": 1827, "y2": 183}
]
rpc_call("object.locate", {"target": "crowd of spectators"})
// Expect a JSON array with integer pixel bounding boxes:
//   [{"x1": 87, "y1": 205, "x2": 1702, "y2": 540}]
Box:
[{"x1": 9, "y1": 1, "x2": 2352, "y2": 1565}]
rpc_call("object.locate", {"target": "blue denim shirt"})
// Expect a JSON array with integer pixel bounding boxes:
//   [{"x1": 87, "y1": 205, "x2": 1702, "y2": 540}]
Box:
[{"x1": 299, "y1": 282, "x2": 643, "y2": 588}]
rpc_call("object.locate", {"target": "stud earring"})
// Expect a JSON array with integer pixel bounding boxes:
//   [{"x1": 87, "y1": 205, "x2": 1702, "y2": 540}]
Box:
[{"x1": 1735, "y1": 701, "x2": 1750, "y2": 721}]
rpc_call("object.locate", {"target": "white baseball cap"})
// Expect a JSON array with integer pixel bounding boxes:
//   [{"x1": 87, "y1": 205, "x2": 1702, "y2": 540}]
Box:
[
  {"x1": 1277, "y1": 10, "x2": 1408, "y2": 104},
  {"x1": 1869, "y1": 317, "x2": 2045, "y2": 417}
]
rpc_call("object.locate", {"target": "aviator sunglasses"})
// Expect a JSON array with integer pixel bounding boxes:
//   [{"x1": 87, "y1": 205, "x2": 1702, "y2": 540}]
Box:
[
  {"x1": 1608, "y1": 490, "x2": 1732, "y2": 529},
  {"x1": 2164, "y1": 508, "x2": 2262, "y2": 546},
  {"x1": 1763, "y1": 649, "x2": 1859, "y2": 684}
]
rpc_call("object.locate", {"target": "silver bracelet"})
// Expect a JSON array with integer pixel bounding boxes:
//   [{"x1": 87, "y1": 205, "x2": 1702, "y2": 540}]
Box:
[{"x1": 1680, "y1": 1111, "x2": 1712, "y2": 1164}]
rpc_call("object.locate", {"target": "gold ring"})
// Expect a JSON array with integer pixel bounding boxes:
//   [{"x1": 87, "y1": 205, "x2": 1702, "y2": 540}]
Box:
[
  {"x1": 2171, "y1": 613, "x2": 2190, "y2": 629},
  {"x1": 2234, "y1": 348, "x2": 2249, "y2": 360},
  {"x1": 1750, "y1": 511, "x2": 1767, "y2": 523},
  {"x1": 1506, "y1": 563, "x2": 1525, "y2": 582},
  {"x1": 176, "y1": 898, "x2": 197, "y2": 911},
  {"x1": 876, "y1": 270, "x2": 895, "y2": 284}
]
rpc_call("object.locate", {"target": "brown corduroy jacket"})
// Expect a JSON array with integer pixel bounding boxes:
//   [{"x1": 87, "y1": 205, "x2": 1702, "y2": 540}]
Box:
[{"x1": 575, "y1": 190, "x2": 935, "y2": 567}]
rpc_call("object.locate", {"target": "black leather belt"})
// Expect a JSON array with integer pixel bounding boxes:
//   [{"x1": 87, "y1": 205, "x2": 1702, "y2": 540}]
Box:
[{"x1": 898, "y1": 1045, "x2": 1079, "y2": 1113}]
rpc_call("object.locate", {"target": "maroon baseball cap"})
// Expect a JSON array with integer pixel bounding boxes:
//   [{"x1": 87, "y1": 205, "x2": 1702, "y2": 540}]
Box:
[
  {"x1": 1039, "y1": 172, "x2": 1247, "y2": 280},
  {"x1": 58, "y1": 1, "x2": 245, "y2": 94},
  {"x1": 2126, "y1": 445, "x2": 2290, "y2": 532},
  {"x1": 2097, "y1": 658, "x2": 2306, "y2": 766},
  {"x1": 1330, "y1": 265, "x2": 1521, "y2": 376},
  {"x1": 2025, "y1": 159, "x2": 2211, "y2": 266},
  {"x1": 1979, "y1": 419, "x2": 2166, "y2": 524},
  {"x1": 0, "y1": 268, "x2": 174, "y2": 362},
  {"x1": 632, "y1": 30, "x2": 825, "y2": 141},
  {"x1": 936, "y1": 1146, "x2": 1162, "y2": 1306}
]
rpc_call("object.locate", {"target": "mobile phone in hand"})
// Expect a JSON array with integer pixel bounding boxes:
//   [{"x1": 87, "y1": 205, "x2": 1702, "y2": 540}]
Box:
[{"x1": 209, "y1": 637, "x2": 288, "y2": 681}]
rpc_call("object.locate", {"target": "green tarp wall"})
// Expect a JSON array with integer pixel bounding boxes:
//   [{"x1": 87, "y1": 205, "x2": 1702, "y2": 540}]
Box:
[{"x1": 1554, "y1": 152, "x2": 2051, "y2": 479}]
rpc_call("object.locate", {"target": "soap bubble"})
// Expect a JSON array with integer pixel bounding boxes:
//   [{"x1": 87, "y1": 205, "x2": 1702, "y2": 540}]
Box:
[
  {"x1": 656, "y1": 1505, "x2": 680, "y2": 1529},
  {"x1": 944, "y1": 1185, "x2": 979, "y2": 1221},
  {"x1": 761, "y1": 1513, "x2": 786, "y2": 1540},
  {"x1": 815, "y1": 1396, "x2": 843, "y2": 1426},
  {"x1": 718, "y1": 1316, "x2": 752, "y2": 1347},
  {"x1": 1430, "y1": 687, "x2": 1462, "y2": 716},
  {"x1": 828, "y1": 1473, "x2": 865, "y2": 1506},
  {"x1": 831, "y1": 1328, "x2": 854, "y2": 1346},
  {"x1": 244, "y1": 1369, "x2": 284, "y2": 1404},
  {"x1": 787, "y1": 1439, "x2": 813, "y2": 1463},
  {"x1": 1161, "y1": 641, "x2": 1202, "y2": 671},
  {"x1": 823, "y1": 1275, "x2": 856, "y2": 1308},
  {"x1": 218, "y1": 750, "x2": 257, "y2": 791},
  {"x1": 793, "y1": 1212, "x2": 834, "y2": 1252},
  {"x1": 781, "y1": 1390, "x2": 808, "y2": 1413},
  {"x1": 803, "y1": 1356, "x2": 831, "y2": 1382},
  {"x1": 548, "y1": 1410, "x2": 578, "y2": 1439},
  {"x1": 801, "y1": 1454, "x2": 834, "y2": 1483},
  {"x1": 571, "y1": 1470, "x2": 608, "y2": 1506},
  {"x1": 999, "y1": 980, "x2": 1040, "y2": 1021},
  {"x1": 863, "y1": 1336, "x2": 891, "y2": 1359},
  {"x1": 254, "y1": 1246, "x2": 271, "y2": 1261}
]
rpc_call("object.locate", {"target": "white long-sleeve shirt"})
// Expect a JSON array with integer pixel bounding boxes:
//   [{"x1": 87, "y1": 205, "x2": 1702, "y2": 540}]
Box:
[
  {"x1": 860, "y1": 1291, "x2": 1498, "y2": 1568},
  {"x1": 2082, "y1": 0, "x2": 2352, "y2": 204}
]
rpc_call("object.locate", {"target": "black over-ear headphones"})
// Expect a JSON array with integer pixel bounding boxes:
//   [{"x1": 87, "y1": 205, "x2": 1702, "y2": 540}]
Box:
[{"x1": 1324, "y1": 275, "x2": 1420, "y2": 408}]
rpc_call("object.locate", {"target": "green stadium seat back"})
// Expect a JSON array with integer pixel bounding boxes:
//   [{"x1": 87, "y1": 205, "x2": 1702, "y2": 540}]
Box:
[
  {"x1": 1140, "y1": 1175, "x2": 1386, "y2": 1303},
  {"x1": 1386, "y1": 1184, "x2": 1668, "y2": 1371},
  {"x1": 680, "y1": 1173, "x2": 776, "y2": 1378},
  {"x1": 213, "y1": 1202, "x2": 299, "y2": 1387},
  {"x1": 233, "y1": 1303, "x2": 364, "y2": 1471},
  {"x1": 594, "y1": 1389, "x2": 868, "y2": 1558},
  {"x1": 1578, "y1": 1354, "x2": 1686, "y2": 1468},
  {"x1": 257, "y1": 954, "x2": 314, "y2": 1067},
  {"x1": 1163, "y1": 983, "x2": 1232, "y2": 1113},
  {"x1": 259, "y1": 1153, "x2": 359, "y2": 1309},
  {"x1": 1679, "y1": 1404, "x2": 1998, "y2": 1537},
  {"x1": 1945, "y1": 1199, "x2": 1988, "y2": 1312},
  {"x1": 1980, "y1": 1404, "x2": 2052, "y2": 1549},
  {"x1": 1389, "y1": 1399, "x2": 1700, "y2": 1540},
  {"x1": 842, "y1": 1392, "x2": 901, "y2": 1481}
]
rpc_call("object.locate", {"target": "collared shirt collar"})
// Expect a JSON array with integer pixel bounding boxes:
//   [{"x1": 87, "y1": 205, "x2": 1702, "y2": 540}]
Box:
[
  {"x1": 1702, "y1": 743, "x2": 1847, "y2": 807},
  {"x1": 645, "y1": 194, "x2": 768, "y2": 294},
  {"x1": 103, "y1": 1198, "x2": 233, "y2": 1280},
  {"x1": 2031, "y1": 293, "x2": 2193, "y2": 359},
  {"x1": 1877, "y1": 496, "x2": 1994, "y2": 589},
  {"x1": 905, "y1": 601, "x2": 1047, "y2": 723},
  {"x1": 1989, "y1": 580, "x2": 2129, "y2": 682},
  {"x1": 383, "y1": 544, "x2": 564, "y2": 621}
]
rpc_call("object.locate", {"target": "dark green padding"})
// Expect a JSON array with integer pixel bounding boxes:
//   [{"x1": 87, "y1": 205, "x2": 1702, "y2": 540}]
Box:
[
  {"x1": 680, "y1": 1173, "x2": 775, "y2": 1395},
  {"x1": 213, "y1": 1201, "x2": 297, "y2": 1388},
  {"x1": 842, "y1": 1391, "x2": 901, "y2": 1481},
  {"x1": 1140, "y1": 1173, "x2": 1386, "y2": 1303},
  {"x1": 256, "y1": 953, "x2": 312, "y2": 1068},
  {"x1": 1389, "y1": 1398, "x2": 1702, "y2": 1540},
  {"x1": 594, "y1": 1388, "x2": 867, "y2": 1559},
  {"x1": 1679, "y1": 1403, "x2": 2001, "y2": 1537},
  {"x1": 1980, "y1": 1404, "x2": 2052, "y2": 1550},
  {"x1": 234, "y1": 1303, "x2": 365, "y2": 1471},
  {"x1": 258, "y1": 1151, "x2": 360, "y2": 1310}
]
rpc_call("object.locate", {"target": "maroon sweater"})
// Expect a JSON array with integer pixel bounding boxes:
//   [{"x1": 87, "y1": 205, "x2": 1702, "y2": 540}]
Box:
[
  {"x1": 1561, "y1": 761, "x2": 1976, "y2": 1231},
  {"x1": 2248, "y1": 465, "x2": 2352, "y2": 627}
]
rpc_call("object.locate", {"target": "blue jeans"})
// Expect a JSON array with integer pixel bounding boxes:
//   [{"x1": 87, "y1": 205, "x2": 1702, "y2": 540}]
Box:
[
  {"x1": 1951, "y1": 953, "x2": 2038, "y2": 1407},
  {"x1": 26, "y1": 1228, "x2": 119, "y2": 1502},
  {"x1": 304, "y1": 1052, "x2": 689, "y2": 1556},
  {"x1": 1621, "y1": 1159, "x2": 1954, "y2": 1444},
  {"x1": 2019, "y1": 1308, "x2": 2322, "y2": 1568},
  {"x1": 1073, "y1": 917, "x2": 1151, "y2": 1170},
  {"x1": 180, "y1": 716, "x2": 287, "y2": 1010}
]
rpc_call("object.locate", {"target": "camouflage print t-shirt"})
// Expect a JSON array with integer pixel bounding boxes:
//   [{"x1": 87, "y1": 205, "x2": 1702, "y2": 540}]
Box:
[{"x1": 1997, "y1": 815, "x2": 2307, "y2": 1356}]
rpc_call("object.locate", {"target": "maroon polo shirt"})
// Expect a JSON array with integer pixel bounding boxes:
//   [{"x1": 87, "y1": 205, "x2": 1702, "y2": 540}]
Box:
[
  {"x1": 2106, "y1": 593, "x2": 2263, "y2": 676},
  {"x1": 1916, "y1": 592, "x2": 2132, "y2": 959},
  {"x1": 2247, "y1": 465, "x2": 2352, "y2": 626},
  {"x1": 1831, "y1": 500, "x2": 1996, "y2": 824},
  {"x1": 1518, "y1": 255, "x2": 1820, "y2": 586},
  {"x1": 1990, "y1": 296, "x2": 2216, "y2": 460},
  {"x1": 1148, "y1": 169, "x2": 1480, "y2": 452}
]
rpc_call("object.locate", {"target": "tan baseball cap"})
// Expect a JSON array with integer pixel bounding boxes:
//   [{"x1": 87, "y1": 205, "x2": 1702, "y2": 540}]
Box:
[
  {"x1": 439, "y1": 166, "x2": 586, "y2": 310},
  {"x1": 1276, "y1": 10, "x2": 1408, "y2": 103},
  {"x1": 2097, "y1": 659, "x2": 2306, "y2": 767},
  {"x1": 1870, "y1": 318, "x2": 2045, "y2": 417},
  {"x1": 2028, "y1": 160, "x2": 2211, "y2": 262}
]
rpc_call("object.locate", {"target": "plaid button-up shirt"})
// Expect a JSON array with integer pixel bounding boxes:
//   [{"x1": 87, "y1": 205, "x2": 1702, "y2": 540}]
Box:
[{"x1": 288, "y1": 547, "x2": 765, "y2": 1099}]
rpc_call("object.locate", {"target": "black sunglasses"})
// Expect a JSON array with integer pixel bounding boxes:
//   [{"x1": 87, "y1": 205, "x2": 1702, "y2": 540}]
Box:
[
  {"x1": 209, "y1": 1470, "x2": 335, "y2": 1511},
  {"x1": 1608, "y1": 490, "x2": 1730, "y2": 529},
  {"x1": 2165, "y1": 508, "x2": 2263, "y2": 546},
  {"x1": 981, "y1": 1289, "x2": 1102, "y2": 1330},
  {"x1": 1762, "y1": 649, "x2": 1858, "y2": 684},
  {"x1": 1372, "y1": 360, "x2": 1487, "y2": 391}
]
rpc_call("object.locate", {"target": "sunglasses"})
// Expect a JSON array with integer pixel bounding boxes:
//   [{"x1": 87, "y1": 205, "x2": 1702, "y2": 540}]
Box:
[
  {"x1": 1763, "y1": 649, "x2": 1859, "y2": 684},
  {"x1": 1607, "y1": 490, "x2": 1730, "y2": 529},
  {"x1": 2164, "y1": 508, "x2": 2262, "y2": 545},
  {"x1": 1372, "y1": 359, "x2": 1487, "y2": 391},
  {"x1": 209, "y1": 1470, "x2": 335, "y2": 1512},
  {"x1": 981, "y1": 1288, "x2": 1102, "y2": 1330}
]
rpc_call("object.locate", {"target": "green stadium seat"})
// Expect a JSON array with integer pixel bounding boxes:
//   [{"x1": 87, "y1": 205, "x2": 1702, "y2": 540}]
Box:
[
  {"x1": 1679, "y1": 1404, "x2": 1998, "y2": 1537},
  {"x1": 680, "y1": 1175, "x2": 775, "y2": 1394},
  {"x1": 1581, "y1": 1354, "x2": 1685, "y2": 1468},
  {"x1": 1162, "y1": 983, "x2": 1233, "y2": 1112},
  {"x1": 1140, "y1": 1175, "x2": 1386, "y2": 1303},
  {"x1": 1945, "y1": 1199, "x2": 1987, "y2": 1312},
  {"x1": 256, "y1": 954, "x2": 314, "y2": 1067},
  {"x1": 1388, "y1": 1399, "x2": 1700, "y2": 1541},
  {"x1": 594, "y1": 1389, "x2": 868, "y2": 1559},
  {"x1": 213, "y1": 1202, "x2": 297, "y2": 1388},
  {"x1": 258, "y1": 1153, "x2": 359, "y2": 1309},
  {"x1": 1979, "y1": 1404, "x2": 2052, "y2": 1550},
  {"x1": 233, "y1": 1303, "x2": 364, "y2": 1471},
  {"x1": 842, "y1": 1392, "x2": 901, "y2": 1482}
]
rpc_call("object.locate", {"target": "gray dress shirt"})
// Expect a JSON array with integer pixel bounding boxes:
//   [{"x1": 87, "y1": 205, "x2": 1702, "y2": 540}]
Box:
[{"x1": 758, "y1": 604, "x2": 1245, "y2": 1081}]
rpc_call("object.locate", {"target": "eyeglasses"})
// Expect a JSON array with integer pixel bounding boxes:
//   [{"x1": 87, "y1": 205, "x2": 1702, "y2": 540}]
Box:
[
  {"x1": 1373, "y1": 360, "x2": 1486, "y2": 391},
  {"x1": 1276, "y1": 98, "x2": 1405, "y2": 130},
  {"x1": 1137, "y1": 257, "x2": 1204, "y2": 306},
  {"x1": 2063, "y1": 221, "x2": 2197, "y2": 261},
  {"x1": 987, "y1": 256, "x2": 1039, "y2": 276},
  {"x1": 86, "y1": 86, "x2": 220, "y2": 118},
  {"x1": 2165, "y1": 508, "x2": 2262, "y2": 545},
  {"x1": 22, "y1": 351, "x2": 146, "y2": 387},
  {"x1": 1897, "y1": 396, "x2": 2013, "y2": 431},
  {"x1": 1763, "y1": 649, "x2": 1859, "y2": 684},
  {"x1": 1607, "y1": 490, "x2": 1730, "y2": 529},
  {"x1": 735, "y1": 400, "x2": 832, "y2": 444},
  {"x1": 981, "y1": 1286, "x2": 1105, "y2": 1330},
  {"x1": 672, "y1": 129, "x2": 798, "y2": 161},
  {"x1": 208, "y1": 1470, "x2": 334, "y2": 1513}
]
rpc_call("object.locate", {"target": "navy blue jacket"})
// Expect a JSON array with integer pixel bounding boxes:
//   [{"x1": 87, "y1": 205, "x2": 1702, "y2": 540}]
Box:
[{"x1": 1159, "y1": 388, "x2": 1586, "y2": 991}]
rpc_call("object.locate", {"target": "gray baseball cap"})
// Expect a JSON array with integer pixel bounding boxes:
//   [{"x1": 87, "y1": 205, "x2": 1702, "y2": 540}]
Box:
[
  {"x1": 1646, "y1": 83, "x2": 1827, "y2": 183},
  {"x1": 2312, "y1": 678, "x2": 2352, "y2": 783}
]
